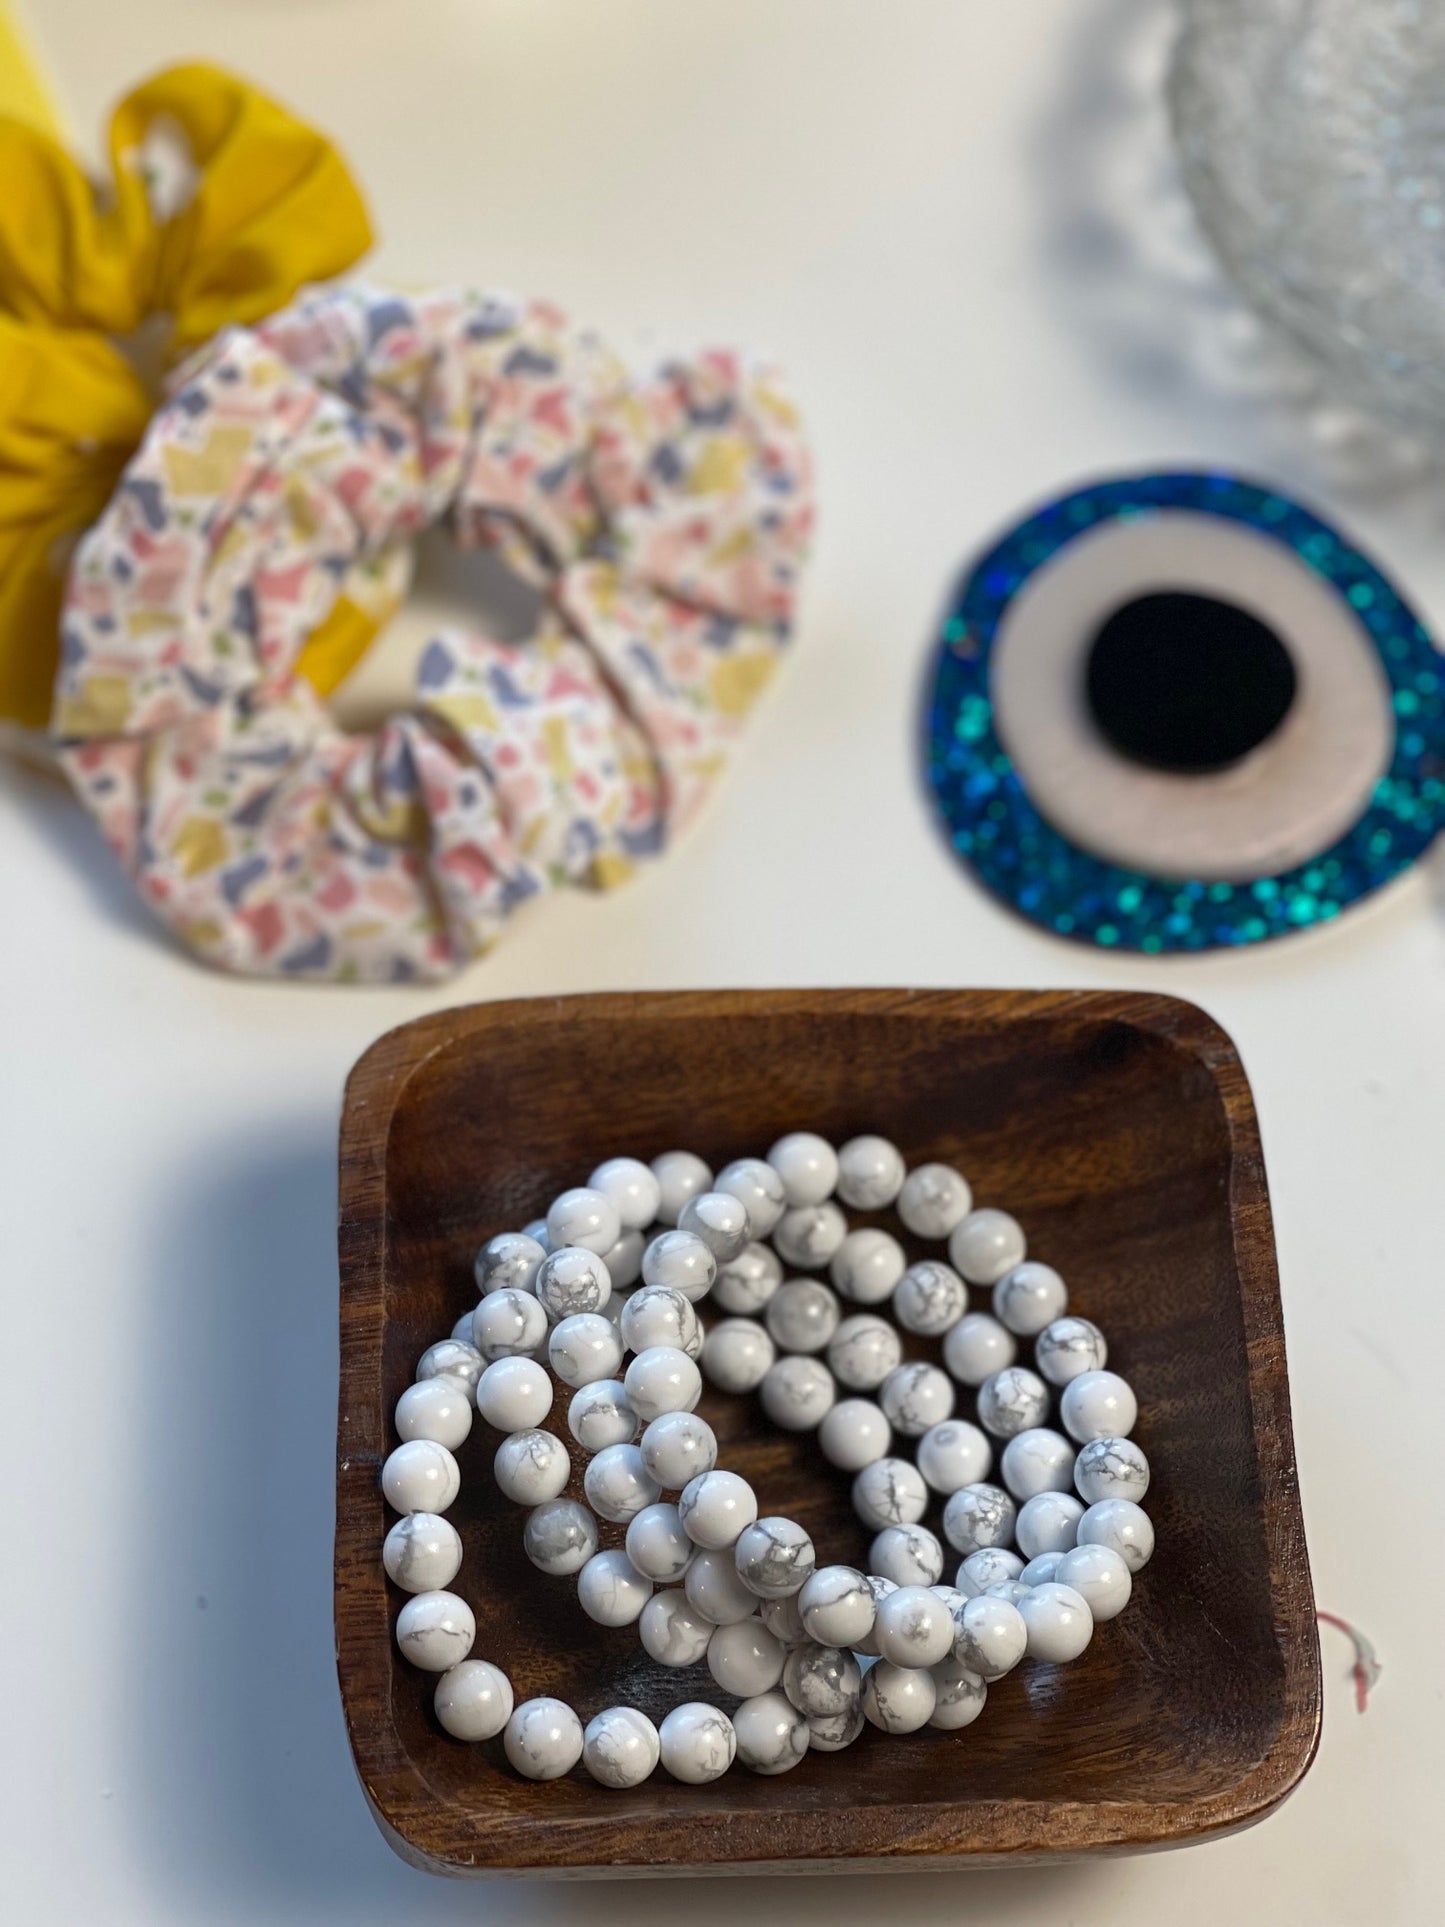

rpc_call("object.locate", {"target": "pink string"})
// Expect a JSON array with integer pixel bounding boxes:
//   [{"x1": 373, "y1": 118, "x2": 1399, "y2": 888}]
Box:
[{"x1": 1317, "y1": 1610, "x2": 1381, "y2": 1713}]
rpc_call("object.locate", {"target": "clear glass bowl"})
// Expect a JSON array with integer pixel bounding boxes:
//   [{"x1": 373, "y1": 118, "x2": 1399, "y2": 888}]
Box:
[{"x1": 1169, "y1": 0, "x2": 1445, "y2": 438}]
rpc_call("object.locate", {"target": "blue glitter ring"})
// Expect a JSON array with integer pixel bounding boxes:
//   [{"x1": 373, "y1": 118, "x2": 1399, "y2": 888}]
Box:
[{"x1": 925, "y1": 471, "x2": 1445, "y2": 952}]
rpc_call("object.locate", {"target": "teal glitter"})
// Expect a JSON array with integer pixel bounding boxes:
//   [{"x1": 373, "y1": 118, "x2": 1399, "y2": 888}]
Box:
[{"x1": 925, "y1": 472, "x2": 1445, "y2": 952}]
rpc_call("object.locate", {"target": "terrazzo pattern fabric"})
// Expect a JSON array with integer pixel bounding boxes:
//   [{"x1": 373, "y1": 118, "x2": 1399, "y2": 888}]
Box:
[{"x1": 54, "y1": 285, "x2": 813, "y2": 980}]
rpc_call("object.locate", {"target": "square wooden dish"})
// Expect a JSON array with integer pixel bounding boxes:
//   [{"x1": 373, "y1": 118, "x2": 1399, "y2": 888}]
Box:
[{"x1": 336, "y1": 988, "x2": 1319, "y2": 1877}]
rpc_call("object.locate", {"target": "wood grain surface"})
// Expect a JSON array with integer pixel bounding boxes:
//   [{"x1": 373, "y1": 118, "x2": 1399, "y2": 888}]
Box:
[{"x1": 335, "y1": 988, "x2": 1319, "y2": 1877}]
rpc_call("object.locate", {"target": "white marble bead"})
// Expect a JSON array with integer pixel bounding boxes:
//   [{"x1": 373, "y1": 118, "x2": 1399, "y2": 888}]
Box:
[
  {"x1": 535, "y1": 1245, "x2": 611, "y2": 1322},
  {"x1": 1061, "y1": 1370, "x2": 1138, "y2": 1443},
  {"x1": 773, "y1": 1201, "x2": 848, "y2": 1270},
  {"x1": 599, "y1": 1228, "x2": 645, "y2": 1290},
  {"x1": 588, "y1": 1156, "x2": 662, "y2": 1232},
  {"x1": 583, "y1": 1442, "x2": 660, "y2": 1524},
  {"x1": 679, "y1": 1469, "x2": 758, "y2": 1549},
  {"x1": 493, "y1": 1428, "x2": 571, "y2": 1505},
  {"x1": 1000, "y1": 1426, "x2": 1076, "y2": 1501},
  {"x1": 767, "y1": 1131, "x2": 839, "y2": 1206},
  {"x1": 976, "y1": 1365, "x2": 1050, "y2": 1438},
  {"x1": 941, "y1": 1481, "x2": 1017, "y2": 1554},
  {"x1": 836, "y1": 1133, "x2": 906, "y2": 1210},
  {"x1": 523, "y1": 1497, "x2": 598, "y2": 1576},
  {"x1": 640, "y1": 1229, "x2": 716, "y2": 1302},
  {"x1": 1035, "y1": 1315, "x2": 1109, "y2": 1386},
  {"x1": 624, "y1": 1502, "x2": 696, "y2": 1581},
  {"x1": 916, "y1": 1418, "x2": 992, "y2": 1494},
  {"x1": 474, "y1": 1230, "x2": 547, "y2": 1297},
  {"x1": 759, "y1": 1592, "x2": 809, "y2": 1646},
  {"x1": 956, "y1": 1547, "x2": 1024, "y2": 1597},
  {"x1": 873, "y1": 1584, "x2": 956, "y2": 1666},
  {"x1": 639, "y1": 1410, "x2": 717, "y2": 1489},
  {"x1": 707, "y1": 1619, "x2": 786, "y2": 1696},
  {"x1": 650, "y1": 1151, "x2": 714, "y2": 1226},
  {"x1": 678, "y1": 1189, "x2": 752, "y2": 1263},
  {"x1": 395, "y1": 1377, "x2": 473, "y2": 1451},
  {"x1": 873, "y1": 1521, "x2": 947, "y2": 1586},
  {"x1": 566, "y1": 1379, "x2": 637, "y2": 1454},
  {"x1": 1019, "y1": 1550, "x2": 1064, "y2": 1587},
  {"x1": 383, "y1": 1512, "x2": 462, "y2": 1593},
  {"x1": 950, "y1": 1591, "x2": 1027, "y2": 1680},
  {"x1": 879, "y1": 1361, "x2": 955, "y2": 1436},
  {"x1": 546, "y1": 1186, "x2": 622, "y2": 1258},
  {"x1": 734, "y1": 1690, "x2": 809, "y2": 1774},
  {"x1": 862, "y1": 1660, "x2": 937, "y2": 1733},
  {"x1": 452, "y1": 1309, "x2": 481, "y2": 1343},
  {"x1": 619, "y1": 1283, "x2": 698, "y2": 1356},
  {"x1": 701, "y1": 1317, "x2": 776, "y2": 1394},
  {"x1": 504, "y1": 1696, "x2": 583, "y2": 1780},
  {"x1": 782, "y1": 1642, "x2": 863, "y2": 1718},
  {"x1": 1077, "y1": 1497, "x2": 1154, "y2": 1572},
  {"x1": 715, "y1": 1157, "x2": 787, "y2": 1239},
  {"x1": 799, "y1": 1565, "x2": 876, "y2": 1647},
  {"x1": 577, "y1": 1547, "x2": 652, "y2": 1628},
  {"x1": 1015, "y1": 1490, "x2": 1086, "y2": 1559},
  {"x1": 548, "y1": 1312, "x2": 623, "y2": 1388},
  {"x1": 852, "y1": 1455, "x2": 928, "y2": 1529},
  {"x1": 824, "y1": 1314, "x2": 901, "y2": 1393},
  {"x1": 893, "y1": 1260, "x2": 969, "y2": 1336},
  {"x1": 624, "y1": 1344, "x2": 702, "y2": 1421},
  {"x1": 1055, "y1": 1543, "x2": 1132, "y2": 1621},
  {"x1": 396, "y1": 1590, "x2": 475, "y2": 1671},
  {"x1": 583, "y1": 1705, "x2": 660, "y2": 1788},
  {"x1": 896, "y1": 1162, "x2": 972, "y2": 1239},
  {"x1": 735, "y1": 1516, "x2": 816, "y2": 1598},
  {"x1": 948, "y1": 1208, "x2": 1027, "y2": 1285},
  {"x1": 931, "y1": 1582, "x2": 969, "y2": 1616},
  {"x1": 640, "y1": 1589, "x2": 714, "y2": 1666},
  {"x1": 852, "y1": 1575, "x2": 900, "y2": 1656},
  {"x1": 476, "y1": 1355, "x2": 552, "y2": 1432},
  {"x1": 992, "y1": 1261, "x2": 1067, "y2": 1336},
  {"x1": 817, "y1": 1397, "x2": 891, "y2": 1471},
  {"x1": 520, "y1": 1218, "x2": 551, "y2": 1251},
  {"x1": 829, "y1": 1228, "x2": 907, "y2": 1305},
  {"x1": 759, "y1": 1354, "x2": 836, "y2": 1430},
  {"x1": 1075, "y1": 1435, "x2": 1150, "y2": 1505},
  {"x1": 382, "y1": 1439, "x2": 461, "y2": 1515},
  {"x1": 807, "y1": 1705, "x2": 867, "y2": 1751},
  {"x1": 435, "y1": 1658, "x2": 513, "y2": 1741},
  {"x1": 929, "y1": 1655, "x2": 988, "y2": 1730},
  {"x1": 766, "y1": 1278, "x2": 841, "y2": 1353},
  {"x1": 684, "y1": 1547, "x2": 758, "y2": 1624},
  {"x1": 710, "y1": 1241, "x2": 783, "y2": 1315},
  {"x1": 1018, "y1": 1581, "x2": 1094, "y2": 1661},
  {"x1": 416, "y1": 1338, "x2": 484, "y2": 1392},
  {"x1": 472, "y1": 1288, "x2": 549, "y2": 1362},
  {"x1": 658, "y1": 1702, "x2": 736, "y2": 1782}
]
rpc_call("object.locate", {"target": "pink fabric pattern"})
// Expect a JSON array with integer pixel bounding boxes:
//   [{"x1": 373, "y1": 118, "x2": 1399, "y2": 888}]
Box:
[{"x1": 53, "y1": 285, "x2": 813, "y2": 980}]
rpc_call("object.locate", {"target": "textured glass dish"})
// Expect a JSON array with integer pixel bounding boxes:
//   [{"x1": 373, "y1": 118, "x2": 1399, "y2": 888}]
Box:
[{"x1": 1170, "y1": 0, "x2": 1445, "y2": 437}]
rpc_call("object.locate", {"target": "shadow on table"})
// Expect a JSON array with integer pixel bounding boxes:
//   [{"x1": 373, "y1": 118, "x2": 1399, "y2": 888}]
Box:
[{"x1": 125, "y1": 1117, "x2": 1120, "y2": 1921}]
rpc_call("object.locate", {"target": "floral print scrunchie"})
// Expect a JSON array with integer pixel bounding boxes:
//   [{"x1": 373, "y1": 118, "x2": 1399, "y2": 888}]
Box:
[{"x1": 54, "y1": 284, "x2": 813, "y2": 981}]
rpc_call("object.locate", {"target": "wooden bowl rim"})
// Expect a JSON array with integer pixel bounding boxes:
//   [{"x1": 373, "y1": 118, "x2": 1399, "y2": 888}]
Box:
[{"x1": 335, "y1": 987, "x2": 1320, "y2": 1875}]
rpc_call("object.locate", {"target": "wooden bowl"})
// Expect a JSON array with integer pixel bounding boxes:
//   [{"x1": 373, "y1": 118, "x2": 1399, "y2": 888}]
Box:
[{"x1": 336, "y1": 988, "x2": 1319, "y2": 1876}]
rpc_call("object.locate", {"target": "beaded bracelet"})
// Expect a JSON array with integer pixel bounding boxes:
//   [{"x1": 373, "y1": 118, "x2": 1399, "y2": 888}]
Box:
[{"x1": 379, "y1": 1134, "x2": 1155, "y2": 1785}]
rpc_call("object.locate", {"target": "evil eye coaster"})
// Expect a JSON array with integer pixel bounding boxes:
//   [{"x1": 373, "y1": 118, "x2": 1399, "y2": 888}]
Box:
[{"x1": 925, "y1": 472, "x2": 1445, "y2": 951}]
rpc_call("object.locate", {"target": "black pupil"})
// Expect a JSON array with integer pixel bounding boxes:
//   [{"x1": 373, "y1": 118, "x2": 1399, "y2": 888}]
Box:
[{"x1": 1085, "y1": 591, "x2": 1298, "y2": 774}]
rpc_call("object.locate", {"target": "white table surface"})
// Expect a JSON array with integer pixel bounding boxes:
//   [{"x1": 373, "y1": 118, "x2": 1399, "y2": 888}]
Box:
[{"x1": 4, "y1": 3, "x2": 1443, "y2": 1920}]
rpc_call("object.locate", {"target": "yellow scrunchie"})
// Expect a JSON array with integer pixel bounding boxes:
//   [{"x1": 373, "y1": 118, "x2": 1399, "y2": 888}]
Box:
[{"x1": 0, "y1": 63, "x2": 374, "y2": 729}]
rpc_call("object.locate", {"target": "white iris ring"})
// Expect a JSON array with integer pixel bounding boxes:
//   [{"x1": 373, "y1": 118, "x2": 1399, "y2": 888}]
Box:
[{"x1": 990, "y1": 510, "x2": 1395, "y2": 882}]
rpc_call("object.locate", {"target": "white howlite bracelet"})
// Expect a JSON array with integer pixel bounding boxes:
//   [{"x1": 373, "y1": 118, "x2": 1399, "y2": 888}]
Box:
[{"x1": 379, "y1": 1140, "x2": 1155, "y2": 1785}]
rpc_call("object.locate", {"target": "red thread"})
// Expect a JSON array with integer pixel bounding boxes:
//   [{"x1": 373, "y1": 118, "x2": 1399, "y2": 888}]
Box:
[{"x1": 1317, "y1": 1610, "x2": 1381, "y2": 1713}]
